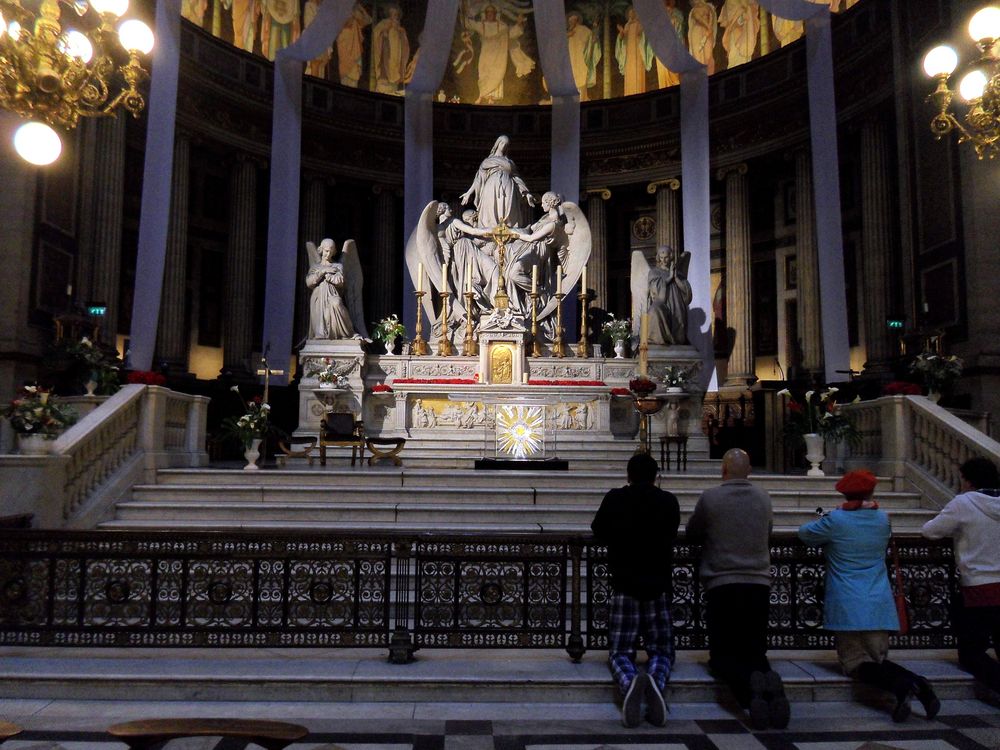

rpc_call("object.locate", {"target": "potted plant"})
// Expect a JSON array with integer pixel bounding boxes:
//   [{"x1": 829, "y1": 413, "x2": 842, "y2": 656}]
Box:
[
  {"x1": 909, "y1": 352, "x2": 963, "y2": 403},
  {"x1": 49, "y1": 336, "x2": 122, "y2": 395},
  {"x1": 602, "y1": 315, "x2": 632, "y2": 359},
  {"x1": 777, "y1": 387, "x2": 860, "y2": 476},
  {"x1": 4, "y1": 386, "x2": 77, "y2": 455},
  {"x1": 660, "y1": 365, "x2": 693, "y2": 394},
  {"x1": 372, "y1": 314, "x2": 407, "y2": 354},
  {"x1": 220, "y1": 387, "x2": 272, "y2": 470}
]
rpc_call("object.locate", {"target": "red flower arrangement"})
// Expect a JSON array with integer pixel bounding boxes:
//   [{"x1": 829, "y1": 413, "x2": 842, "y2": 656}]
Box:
[
  {"x1": 629, "y1": 377, "x2": 657, "y2": 396},
  {"x1": 126, "y1": 370, "x2": 167, "y2": 386},
  {"x1": 883, "y1": 381, "x2": 922, "y2": 396},
  {"x1": 528, "y1": 380, "x2": 607, "y2": 387},
  {"x1": 392, "y1": 378, "x2": 477, "y2": 384},
  {"x1": 371, "y1": 383, "x2": 393, "y2": 393},
  {"x1": 610, "y1": 387, "x2": 631, "y2": 397}
]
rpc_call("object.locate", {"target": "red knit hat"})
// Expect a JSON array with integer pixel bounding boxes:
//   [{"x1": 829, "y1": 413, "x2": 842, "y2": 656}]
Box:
[{"x1": 835, "y1": 470, "x2": 878, "y2": 500}]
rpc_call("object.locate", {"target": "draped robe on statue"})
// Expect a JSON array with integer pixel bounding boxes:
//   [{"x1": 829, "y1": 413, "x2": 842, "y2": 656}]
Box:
[
  {"x1": 461, "y1": 137, "x2": 534, "y2": 229},
  {"x1": 307, "y1": 262, "x2": 354, "y2": 339}
]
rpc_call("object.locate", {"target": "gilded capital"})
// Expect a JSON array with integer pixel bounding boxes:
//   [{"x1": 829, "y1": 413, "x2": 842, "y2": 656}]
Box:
[
  {"x1": 646, "y1": 178, "x2": 680, "y2": 194},
  {"x1": 715, "y1": 163, "x2": 749, "y2": 181},
  {"x1": 586, "y1": 187, "x2": 612, "y2": 200}
]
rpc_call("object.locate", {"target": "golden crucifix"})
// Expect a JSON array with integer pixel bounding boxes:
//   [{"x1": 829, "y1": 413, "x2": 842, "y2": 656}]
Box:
[{"x1": 487, "y1": 221, "x2": 516, "y2": 310}]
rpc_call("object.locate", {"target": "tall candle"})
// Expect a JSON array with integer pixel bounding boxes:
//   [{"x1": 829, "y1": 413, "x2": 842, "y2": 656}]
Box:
[
  {"x1": 582, "y1": 265, "x2": 588, "y2": 295},
  {"x1": 441, "y1": 261, "x2": 448, "y2": 294},
  {"x1": 466, "y1": 260, "x2": 472, "y2": 294},
  {"x1": 531, "y1": 265, "x2": 538, "y2": 295},
  {"x1": 640, "y1": 313, "x2": 649, "y2": 345},
  {"x1": 417, "y1": 262, "x2": 423, "y2": 293},
  {"x1": 556, "y1": 265, "x2": 562, "y2": 295}
]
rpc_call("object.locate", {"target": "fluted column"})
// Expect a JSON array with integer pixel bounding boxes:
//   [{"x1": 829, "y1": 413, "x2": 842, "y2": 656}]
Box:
[
  {"x1": 155, "y1": 133, "x2": 191, "y2": 370},
  {"x1": 88, "y1": 116, "x2": 127, "y2": 346},
  {"x1": 718, "y1": 164, "x2": 754, "y2": 388},
  {"x1": 647, "y1": 178, "x2": 681, "y2": 252},
  {"x1": 223, "y1": 155, "x2": 258, "y2": 374},
  {"x1": 860, "y1": 118, "x2": 894, "y2": 375},
  {"x1": 297, "y1": 177, "x2": 327, "y2": 342},
  {"x1": 585, "y1": 188, "x2": 611, "y2": 308},
  {"x1": 795, "y1": 149, "x2": 823, "y2": 377},
  {"x1": 372, "y1": 186, "x2": 396, "y2": 323}
]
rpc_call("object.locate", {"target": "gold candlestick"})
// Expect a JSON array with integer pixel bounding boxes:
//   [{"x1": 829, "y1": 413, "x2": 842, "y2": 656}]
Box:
[
  {"x1": 487, "y1": 222, "x2": 516, "y2": 311},
  {"x1": 411, "y1": 290, "x2": 430, "y2": 356},
  {"x1": 529, "y1": 291, "x2": 542, "y2": 357},
  {"x1": 463, "y1": 291, "x2": 479, "y2": 356},
  {"x1": 552, "y1": 292, "x2": 566, "y2": 358},
  {"x1": 437, "y1": 290, "x2": 454, "y2": 356},
  {"x1": 576, "y1": 289, "x2": 590, "y2": 358}
]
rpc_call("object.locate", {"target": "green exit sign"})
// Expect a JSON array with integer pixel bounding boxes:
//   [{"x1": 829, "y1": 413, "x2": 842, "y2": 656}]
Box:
[
  {"x1": 886, "y1": 318, "x2": 904, "y2": 330},
  {"x1": 87, "y1": 305, "x2": 108, "y2": 317}
]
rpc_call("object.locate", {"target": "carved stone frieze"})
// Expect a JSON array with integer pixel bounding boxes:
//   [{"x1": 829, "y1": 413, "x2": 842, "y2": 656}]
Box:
[
  {"x1": 529, "y1": 364, "x2": 595, "y2": 379},
  {"x1": 409, "y1": 361, "x2": 478, "y2": 378}
]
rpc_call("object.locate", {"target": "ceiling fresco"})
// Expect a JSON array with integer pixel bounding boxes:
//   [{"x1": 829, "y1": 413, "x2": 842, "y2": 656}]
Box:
[{"x1": 181, "y1": 0, "x2": 862, "y2": 105}]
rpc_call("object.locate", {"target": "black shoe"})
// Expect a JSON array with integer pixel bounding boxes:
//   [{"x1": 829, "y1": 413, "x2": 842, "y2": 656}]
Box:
[
  {"x1": 645, "y1": 675, "x2": 668, "y2": 727},
  {"x1": 892, "y1": 678, "x2": 915, "y2": 723},
  {"x1": 748, "y1": 671, "x2": 769, "y2": 730},
  {"x1": 764, "y1": 670, "x2": 791, "y2": 729},
  {"x1": 914, "y1": 677, "x2": 940, "y2": 720},
  {"x1": 621, "y1": 672, "x2": 646, "y2": 728}
]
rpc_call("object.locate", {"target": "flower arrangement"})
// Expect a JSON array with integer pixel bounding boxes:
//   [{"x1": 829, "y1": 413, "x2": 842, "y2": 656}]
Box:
[
  {"x1": 629, "y1": 377, "x2": 658, "y2": 396},
  {"x1": 371, "y1": 383, "x2": 393, "y2": 393},
  {"x1": 372, "y1": 314, "x2": 407, "y2": 344},
  {"x1": 777, "y1": 386, "x2": 860, "y2": 445},
  {"x1": 660, "y1": 365, "x2": 693, "y2": 389},
  {"x1": 909, "y1": 352, "x2": 963, "y2": 393},
  {"x1": 220, "y1": 387, "x2": 272, "y2": 449},
  {"x1": 126, "y1": 370, "x2": 167, "y2": 386},
  {"x1": 4, "y1": 386, "x2": 77, "y2": 437},
  {"x1": 610, "y1": 387, "x2": 632, "y2": 397},
  {"x1": 883, "y1": 381, "x2": 923, "y2": 396},
  {"x1": 601, "y1": 315, "x2": 632, "y2": 343},
  {"x1": 50, "y1": 336, "x2": 122, "y2": 394}
]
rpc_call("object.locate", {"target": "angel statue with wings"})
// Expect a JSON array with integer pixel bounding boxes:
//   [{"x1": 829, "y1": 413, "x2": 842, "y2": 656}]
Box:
[
  {"x1": 631, "y1": 245, "x2": 693, "y2": 346},
  {"x1": 305, "y1": 239, "x2": 369, "y2": 340}
]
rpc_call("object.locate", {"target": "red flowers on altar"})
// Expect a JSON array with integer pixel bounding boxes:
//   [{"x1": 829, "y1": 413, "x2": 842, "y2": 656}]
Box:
[
  {"x1": 372, "y1": 383, "x2": 393, "y2": 393},
  {"x1": 527, "y1": 380, "x2": 606, "y2": 387},
  {"x1": 126, "y1": 371, "x2": 167, "y2": 386},
  {"x1": 883, "y1": 381, "x2": 922, "y2": 396},
  {"x1": 392, "y1": 378, "x2": 477, "y2": 384},
  {"x1": 610, "y1": 387, "x2": 631, "y2": 397}
]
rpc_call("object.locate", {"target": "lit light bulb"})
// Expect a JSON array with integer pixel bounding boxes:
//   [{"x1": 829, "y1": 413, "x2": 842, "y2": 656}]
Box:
[
  {"x1": 959, "y1": 69, "x2": 988, "y2": 100},
  {"x1": 0, "y1": 11, "x2": 5, "y2": 38},
  {"x1": 969, "y1": 6, "x2": 1000, "y2": 42},
  {"x1": 89, "y1": 0, "x2": 128, "y2": 17},
  {"x1": 8, "y1": 20, "x2": 21, "y2": 38},
  {"x1": 13, "y1": 122, "x2": 63, "y2": 166},
  {"x1": 118, "y1": 19, "x2": 153, "y2": 53},
  {"x1": 922, "y1": 45, "x2": 958, "y2": 77},
  {"x1": 59, "y1": 30, "x2": 94, "y2": 62}
]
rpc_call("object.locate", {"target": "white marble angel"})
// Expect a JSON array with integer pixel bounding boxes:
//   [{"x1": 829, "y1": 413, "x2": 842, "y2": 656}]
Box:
[
  {"x1": 631, "y1": 245, "x2": 692, "y2": 346},
  {"x1": 305, "y1": 238, "x2": 369, "y2": 340}
]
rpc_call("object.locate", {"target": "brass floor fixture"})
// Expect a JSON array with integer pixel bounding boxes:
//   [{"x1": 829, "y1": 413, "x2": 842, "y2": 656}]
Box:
[{"x1": 0, "y1": 0, "x2": 153, "y2": 164}]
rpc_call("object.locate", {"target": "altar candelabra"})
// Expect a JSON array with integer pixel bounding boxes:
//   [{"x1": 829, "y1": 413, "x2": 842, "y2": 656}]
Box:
[
  {"x1": 576, "y1": 289, "x2": 590, "y2": 358},
  {"x1": 463, "y1": 292, "x2": 479, "y2": 356},
  {"x1": 552, "y1": 292, "x2": 566, "y2": 358},
  {"x1": 487, "y1": 222, "x2": 515, "y2": 310},
  {"x1": 529, "y1": 290, "x2": 542, "y2": 357},
  {"x1": 411, "y1": 290, "x2": 430, "y2": 356},
  {"x1": 437, "y1": 290, "x2": 454, "y2": 356}
]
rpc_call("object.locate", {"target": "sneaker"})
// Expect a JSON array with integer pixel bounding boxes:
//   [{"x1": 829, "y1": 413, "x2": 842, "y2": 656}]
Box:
[
  {"x1": 763, "y1": 670, "x2": 791, "y2": 729},
  {"x1": 621, "y1": 672, "x2": 646, "y2": 728},
  {"x1": 914, "y1": 677, "x2": 940, "y2": 720},
  {"x1": 891, "y1": 678, "x2": 915, "y2": 723},
  {"x1": 645, "y1": 675, "x2": 668, "y2": 727},
  {"x1": 748, "y1": 671, "x2": 769, "y2": 731}
]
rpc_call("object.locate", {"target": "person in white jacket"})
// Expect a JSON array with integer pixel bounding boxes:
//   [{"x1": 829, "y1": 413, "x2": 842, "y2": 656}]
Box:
[{"x1": 921, "y1": 457, "x2": 1000, "y2": 695}]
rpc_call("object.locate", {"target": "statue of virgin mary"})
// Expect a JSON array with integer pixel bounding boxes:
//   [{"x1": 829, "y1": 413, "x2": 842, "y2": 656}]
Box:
[{"x1": 459, "y1": 135, "x2": 536, "y2": 229}]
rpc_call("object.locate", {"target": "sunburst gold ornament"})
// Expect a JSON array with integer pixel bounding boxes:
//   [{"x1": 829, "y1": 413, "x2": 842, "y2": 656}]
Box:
[{"x1": 495, "y1": 405, "x2": 545, "y2": 459}]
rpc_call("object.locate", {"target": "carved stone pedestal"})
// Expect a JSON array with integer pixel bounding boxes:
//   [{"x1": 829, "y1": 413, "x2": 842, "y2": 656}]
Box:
[{"x1": 296, "y1": 339, "x2": 365, "y2": 435}]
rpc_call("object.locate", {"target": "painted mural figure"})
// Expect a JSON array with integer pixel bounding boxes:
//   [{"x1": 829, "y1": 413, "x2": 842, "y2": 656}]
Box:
[
  {"x1": 566, "y1": 11, "x2": 601, "y2": 101},
  {"x1": 463, "y1": 4, "x2": 536, "y2": 104},
  {"x1": 772, "y1": 14, "x2": 803, "y2": 48},
  {"x1": 719, "y1": 0, "x2": 760, "y2": 69},
  {"x1": 223, "y1": 0, "x2": 259, "y2": 53},
  {"x1": 655, "y1": 0, "x2": 686, "y2": 88},
  {"x1": 181, "y1": 0, "x2": 208, "y2": 27},
  {"x1": 688, "y1": 0, "x2": 718, "y2": 74},
  {"x1": 304, "y1": 0, "x2": 331, "y2": 77},
  {"x1": 373, "y1": 5, "x2": 411, "y2": 94},
  {"x1": 615, "y1": 6, "x2": 653, "y2": 96},
  {"x1": 261, "y1": 0, "x2": 300, "y2": 60},
  {"x1": 336, "y1": 2, "x2": 372, "y2": 88}
]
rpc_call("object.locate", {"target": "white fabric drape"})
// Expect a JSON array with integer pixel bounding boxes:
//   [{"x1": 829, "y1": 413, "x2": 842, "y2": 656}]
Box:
[
  {"x1": 634, "y1": 0, "x2": 715, "y2": 389},
  {"x1": 129, "y1": 0, "x2": 182, "y2": 371},
  {"x1": 402, "y1": 0, "x2": 460, "y2": 329},
  {"x1": 260, "y1": 0, "x2": 356, "y2": 383}
]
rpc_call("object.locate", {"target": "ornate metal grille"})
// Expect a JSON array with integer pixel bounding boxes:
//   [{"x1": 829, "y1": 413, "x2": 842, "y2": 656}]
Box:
[{"x1": 0, "y1": 530, "x2": 957, "y2": 659}]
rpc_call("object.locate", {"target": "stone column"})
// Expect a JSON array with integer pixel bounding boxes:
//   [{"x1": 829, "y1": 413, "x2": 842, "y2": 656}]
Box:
[
  {"x1": 795, "y1": 149, "x2": 823, "y2": 378},
  {"x1": 585, "y1": 188, "x2": 611, "y2": 308},
  {"x1": 297, "y1": 177, "x2": 327, "y2": 342},
  {"x1": 155, "y1": 133, "x2": 191, "y2": 371},
  {"x1": 718, "y1": 164, "x2": 754, "y2": 388},
  {"x1": 647, "y1": 178, "x2": 681, "y2": 252},
  {"x1": 372, "y1": 186, "x2": 397, "y2": 324},
  {"x1": 860, "y1": 118, "x2": 894, "y2": 375},
  {"x1": 87, "y1": 116, "x2": 127, "y2": 346},
  {"x1": 223, "y1": 155, "x2": 257, "y2": 375}
]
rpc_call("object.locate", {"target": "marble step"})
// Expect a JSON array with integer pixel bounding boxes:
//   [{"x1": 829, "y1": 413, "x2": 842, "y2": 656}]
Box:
[{"x1": 0, "y1": 647, "x2": 977, "y2": 703}]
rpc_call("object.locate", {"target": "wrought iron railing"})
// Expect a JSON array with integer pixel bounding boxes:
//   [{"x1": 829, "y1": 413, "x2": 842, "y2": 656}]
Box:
[{"x1": 0, "y1": 530, "x2": 957, "y2": 661}]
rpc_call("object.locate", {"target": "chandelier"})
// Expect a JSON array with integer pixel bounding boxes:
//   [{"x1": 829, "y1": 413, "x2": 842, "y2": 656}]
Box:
[
  {"x1": 0, "y1": 0, "x2": 153, "y2": 165},
  {"x1": 923, "y1": 5, "x2": 1000, "y2": 160}
]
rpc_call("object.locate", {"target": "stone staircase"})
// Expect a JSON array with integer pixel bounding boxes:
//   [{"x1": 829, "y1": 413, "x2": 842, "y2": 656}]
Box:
[{"x1": 100, "y1": 444, "x2": 938, "y2": 533}]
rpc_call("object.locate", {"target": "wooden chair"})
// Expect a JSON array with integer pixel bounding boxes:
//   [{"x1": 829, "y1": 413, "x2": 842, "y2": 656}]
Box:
[
  {"x1": 107, "y1": 718, "x2": 308, "y2": 750},
  {"x1": 319, "y1": 413, "x2": 365, "y2": 466}
]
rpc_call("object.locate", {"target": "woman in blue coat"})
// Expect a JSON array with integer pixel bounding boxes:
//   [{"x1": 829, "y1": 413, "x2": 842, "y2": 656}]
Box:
[{"x1": 798, "y1": 470, "x2": 939, "y2": 721}]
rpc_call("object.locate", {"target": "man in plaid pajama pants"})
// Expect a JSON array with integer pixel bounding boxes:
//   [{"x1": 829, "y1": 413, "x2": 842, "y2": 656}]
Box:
[{"x1": 592, "y1": 453, "x2": 680, "y2": 727}]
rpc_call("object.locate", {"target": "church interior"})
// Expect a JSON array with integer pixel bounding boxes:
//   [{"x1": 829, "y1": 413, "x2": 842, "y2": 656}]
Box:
[{"x1": 2, "y1": 0, "x2": 1000, "y2": 743}]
